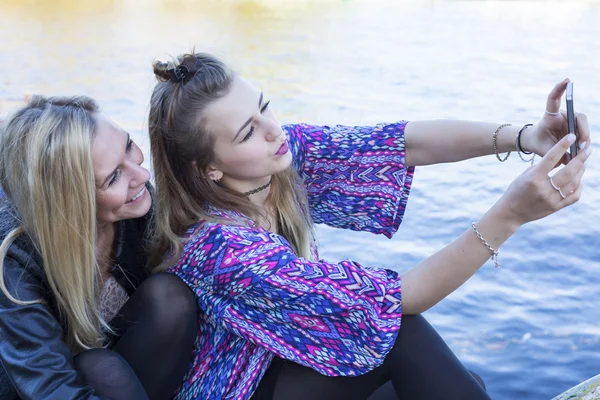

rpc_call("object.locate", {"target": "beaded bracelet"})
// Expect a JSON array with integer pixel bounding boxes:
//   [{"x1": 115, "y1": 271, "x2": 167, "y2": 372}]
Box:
[
  {"x1": 493, "y1": 123, "x2": 512, "y2": 162},
  {"x1": 471, "y1": 222, "x2": 500, "y2": 269}
]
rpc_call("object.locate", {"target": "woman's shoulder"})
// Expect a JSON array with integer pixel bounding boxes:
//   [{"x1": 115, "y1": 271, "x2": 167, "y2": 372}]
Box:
[
  {"x1": 181, "y1": 218, "x2": 252, "y2": 247},
  {"x1": 0, "y1": 204, "x2": 53, "y2": 306},
  {"x1": 176, "y1": 216, "x2": 280, "y2": 263},
  {"x1": 183, "y1": 206, "x2": 257, "y2": 240},
  {"x1": 0, "y1": 202, "x2": 43, "y2": 271},
  {"x1": 0, "y1": 201, "x2": 19, "y2": 241}
]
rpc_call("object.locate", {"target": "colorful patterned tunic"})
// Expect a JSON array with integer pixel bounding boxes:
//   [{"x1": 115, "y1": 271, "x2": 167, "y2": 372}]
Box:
[{"x1": 169, "y1": 122, "x2": 415, "y2": 400}]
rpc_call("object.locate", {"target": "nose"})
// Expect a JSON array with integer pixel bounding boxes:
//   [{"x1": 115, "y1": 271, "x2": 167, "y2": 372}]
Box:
[
  {"x1": 265, "y1": 122, "x2": 283, "y2": 142},
  {"x1": 128, "y1": 161, "x2": 151, "y2": 188}
]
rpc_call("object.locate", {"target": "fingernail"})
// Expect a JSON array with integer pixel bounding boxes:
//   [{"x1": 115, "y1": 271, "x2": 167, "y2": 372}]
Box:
[
  {"x1": 567, "y1": 133, "x2": 576, "y2": 144},
  {"x1": 580, "y1": 141, "x2": 587, "y2": 150},
  {"x1": 585, "y1": 147, "x2": 592, "y2": 156}
]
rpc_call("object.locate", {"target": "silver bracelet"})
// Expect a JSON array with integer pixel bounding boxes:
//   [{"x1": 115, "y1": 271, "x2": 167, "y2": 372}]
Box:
[
  {"x1": 493, "y1": 123, "x2": 512, "y2": 162},
  {"x1": 471, "y1": 223, "x2": 500, "y2": 269}
]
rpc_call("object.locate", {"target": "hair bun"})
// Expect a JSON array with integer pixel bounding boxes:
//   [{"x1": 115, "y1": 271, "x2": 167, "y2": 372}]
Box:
[{"x1": 153, "y1": 60, "x2": 173, "y2": 82}]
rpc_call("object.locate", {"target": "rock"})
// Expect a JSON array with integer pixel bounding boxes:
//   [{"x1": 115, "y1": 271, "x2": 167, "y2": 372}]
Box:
[{"x1": 553, "y1": 374, "x2": 600, "y2": 400}]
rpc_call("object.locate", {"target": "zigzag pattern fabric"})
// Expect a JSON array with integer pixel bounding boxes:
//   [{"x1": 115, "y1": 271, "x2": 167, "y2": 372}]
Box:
[
  {"x1": 170, "y1": 122, "x2": 414, "y2": 399},
  {"x1": 288, "y1": 122, "x2": 413, "y2": 238}
]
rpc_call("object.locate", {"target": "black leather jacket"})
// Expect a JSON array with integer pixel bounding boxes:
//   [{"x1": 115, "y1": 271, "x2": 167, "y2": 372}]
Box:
[{"x1": 0, "y1": 199, "x2": 151, "y2": 399}]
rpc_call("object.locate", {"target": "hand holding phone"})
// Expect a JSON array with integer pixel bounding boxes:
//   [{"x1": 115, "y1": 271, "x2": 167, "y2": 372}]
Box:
[{"x1": 566, "y1": 82, "x2": 577, "y2": 160}]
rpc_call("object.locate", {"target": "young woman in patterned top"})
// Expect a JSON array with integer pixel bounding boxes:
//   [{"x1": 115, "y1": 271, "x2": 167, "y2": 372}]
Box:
[{"x1": 147, "y1": 52, "x2": 591, "y2": 400}]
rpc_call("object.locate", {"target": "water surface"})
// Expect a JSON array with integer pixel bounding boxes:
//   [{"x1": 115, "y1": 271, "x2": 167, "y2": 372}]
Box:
[{"x1": 1, "y1": 1, "x2": 599, "y2": 398}]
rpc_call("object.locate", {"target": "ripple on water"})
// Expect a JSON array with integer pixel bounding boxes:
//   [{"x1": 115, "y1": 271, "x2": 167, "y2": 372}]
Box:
[{"x1": 1, "y1": 1, "x2": 600, "y2": 398}]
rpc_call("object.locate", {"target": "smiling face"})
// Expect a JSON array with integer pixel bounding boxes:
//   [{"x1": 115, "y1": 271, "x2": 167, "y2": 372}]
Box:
[
  {"x1": 92, "y1": 114, "x2": 152, "y2": 224},
  {"x1": 203, "y1": 76, "x2": 293, "y2": 193}
]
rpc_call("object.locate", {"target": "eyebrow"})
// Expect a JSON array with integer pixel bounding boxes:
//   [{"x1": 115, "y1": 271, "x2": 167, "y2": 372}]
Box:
[
  {"x1": 100, "y1": 133, "x2": 130, "y2": 187},
  {"x1": 232, "y1": 92, "x2": 263, "y2": 143}
]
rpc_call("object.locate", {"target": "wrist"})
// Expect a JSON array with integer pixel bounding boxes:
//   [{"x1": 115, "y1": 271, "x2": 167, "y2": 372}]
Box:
[
  {"x1": 472, "y1": 206, "x2": 519, "y2": 270},
  {"x1": 518, "y1": 124, "x2": 536, "y2": 154},
  {"x1": 497, "y1": 124, "x2": 521, "y2": 153},
  {"x1": 485, "y1": 202, "x2": 522, "y2": 237}
]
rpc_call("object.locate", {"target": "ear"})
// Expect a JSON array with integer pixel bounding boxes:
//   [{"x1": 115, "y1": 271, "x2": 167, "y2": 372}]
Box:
[{"x1": 207, "y1": 165, "x2": 223, "y2": 182}]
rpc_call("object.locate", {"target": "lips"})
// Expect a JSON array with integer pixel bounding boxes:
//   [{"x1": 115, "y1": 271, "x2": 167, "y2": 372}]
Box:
[
  {"x1": 127, "y1": 187, "x2": 146, "y2": 203},
  {"x1": 276, "y1": 141, "x2": 289, "y2": 156}
]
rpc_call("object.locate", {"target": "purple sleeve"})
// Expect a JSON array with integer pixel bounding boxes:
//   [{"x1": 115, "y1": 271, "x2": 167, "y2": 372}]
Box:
[
  {"x1": 282, "y1": 122, "x2": 415, "y2": 238},
  {"x1": 175, "y1": 223, "x2": 402, "y2": 377}
]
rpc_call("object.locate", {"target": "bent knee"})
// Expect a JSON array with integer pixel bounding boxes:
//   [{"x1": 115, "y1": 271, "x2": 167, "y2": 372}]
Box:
[
  {"x1": 74, "y1": 348, "x2": 129, "y2": 374},
  {"x1": 139, "y1": 273, "x2": 198, "y2": 325}
]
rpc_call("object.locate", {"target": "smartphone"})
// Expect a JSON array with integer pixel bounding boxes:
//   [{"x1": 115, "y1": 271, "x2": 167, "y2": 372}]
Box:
[{"x1": 566, "y1": 82, "x2": 577, "y2": 160}]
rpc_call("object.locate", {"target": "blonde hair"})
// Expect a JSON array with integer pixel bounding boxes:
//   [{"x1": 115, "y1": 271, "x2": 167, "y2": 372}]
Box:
[
  {"x1": 148, "y1": 52, "x2": 313, "y2": 270},
  {"x1": 0, "y1": 95, "x2": 106, "y2": 352}
]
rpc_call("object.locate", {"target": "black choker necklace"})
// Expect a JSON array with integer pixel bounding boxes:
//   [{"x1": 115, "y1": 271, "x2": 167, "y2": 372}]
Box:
[{"x1": 244, "y1": 177, "x2": 272, "y2": 196}]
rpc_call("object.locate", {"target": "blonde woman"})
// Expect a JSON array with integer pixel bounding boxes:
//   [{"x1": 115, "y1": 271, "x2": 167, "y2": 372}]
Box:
[
  {"x1": 0, "y1": 96, "x2": 197, "y2": 400},
  {"x1": 147, "y1": 52, "x2": 591, "y2": 400}
]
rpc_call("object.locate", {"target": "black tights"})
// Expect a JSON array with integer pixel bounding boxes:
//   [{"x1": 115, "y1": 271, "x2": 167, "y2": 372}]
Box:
[
  {"x1": 253, "y1": 314, "x2": 490, "y2": 400},
  {"x1": 73, "y1": 273, "x2": 197, "y2": 400},
  {"x1": 73, "y1": 348, "x2": 148, "y2": 399}
]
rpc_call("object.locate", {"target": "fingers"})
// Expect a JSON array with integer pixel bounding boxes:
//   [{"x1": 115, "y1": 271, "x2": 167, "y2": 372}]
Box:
[
  {"x1": 559, "y1": 163, "x2": 586, "y2": 195},
  {"x1": 547, "y1": 144, "x2": 591, "y2": 208},
  {"x1": 560, "y1": 152, "x2": 570, "y2": 166},
  {"x1": 550, "y1": 144, "x2": 592, "y2": 187},
  {"x1": 558, "y1": 181, "x2": 583, "y2": 208},
  {"x1": 545, "y1": 78, "x2": 570, "y2": 115},
  {"x1": 575, "y1": 112, "x2": 590, "y2": 143},
  {"x1": 539, "y1": 133, "x2": 577, "y2": 173}
]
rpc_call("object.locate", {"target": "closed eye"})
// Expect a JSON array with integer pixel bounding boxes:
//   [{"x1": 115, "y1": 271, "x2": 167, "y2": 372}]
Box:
[
  {"x1": 108, "y1": 169, "x2": 121, "y2": 187},
  {"x1": 260, "y1": 100, "x2": 270, "y2": 113},
  {"x1": 240, "y1": 100, "x2": 270, "y2": 144},
  {"x1": 107, "y1": 135, "x2": 133, "y2": 187},
  {"x1": 241, "y1": 127, "x2": 254, "y2": 143},
  {"x1": 125, "y1": 137, "x2": 134, "y2": 154}
]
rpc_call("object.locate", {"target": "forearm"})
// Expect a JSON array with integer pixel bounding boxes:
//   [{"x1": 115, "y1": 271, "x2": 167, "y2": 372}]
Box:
[
  {"x1": 400, "y1": 205, "x2": 519, "y2": 314},
  {"x1": 404, "y1": 120, "x2": 524, "y2": 166}
]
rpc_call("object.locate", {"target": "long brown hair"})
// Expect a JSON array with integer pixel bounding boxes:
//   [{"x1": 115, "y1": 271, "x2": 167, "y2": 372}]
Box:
[
  {"x1": 148, "y1": 52, "x2": 313, "y2": 270},
  {"x1": 0, "y1": 96, "x2": 107, "y2": 352}
]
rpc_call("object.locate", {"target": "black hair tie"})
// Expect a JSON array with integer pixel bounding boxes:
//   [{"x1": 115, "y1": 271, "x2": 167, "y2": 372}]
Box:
[
  {"x1": 517, "y1": 124, "x2": 534, "y2": 155},
  {"x1": 169, "y1": 65, "x2": 190, "y2": 83}
]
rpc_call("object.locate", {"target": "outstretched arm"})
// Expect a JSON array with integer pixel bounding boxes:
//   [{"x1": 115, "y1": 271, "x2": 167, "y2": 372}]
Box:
[
  {"x1": 404, "y1": 120, "x2": 521, "y2": 166},
  {"x1": 401, "y1": 134, "x2": 591, "y2": 314},
  {"x1": 404, "y1": 79, "x2": 590, "y2": 166}
]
